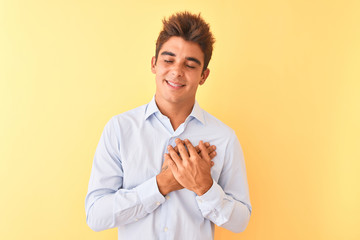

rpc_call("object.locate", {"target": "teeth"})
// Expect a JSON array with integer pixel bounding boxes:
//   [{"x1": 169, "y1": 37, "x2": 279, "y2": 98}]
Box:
[{"x1": 167, "y1": 81, "x2": 183, "y2": 87}]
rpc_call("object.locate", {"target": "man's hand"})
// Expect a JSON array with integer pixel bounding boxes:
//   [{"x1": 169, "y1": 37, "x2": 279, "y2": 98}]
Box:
[
  {"x1": 174, "y1": 142, "x2": 216, "y2": 162},
  {"x1": 166, "y1": 138, "x2": 214, "y2": 196},
  {"x1": 156, "y1": 140, "x2": 216, "y2": 196},
  {"x1": 156, "y1": 150, "x2": 184, "y2": 196}
]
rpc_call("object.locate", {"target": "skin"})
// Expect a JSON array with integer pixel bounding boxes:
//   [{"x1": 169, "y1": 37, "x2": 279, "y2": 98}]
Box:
[
  {"x1": 153, "y1": 36, "x2": 215, "y2": 196},
  {"x1": 157, "y1": 141, "x2": 217, "y2": 196},
  {"x1": 167, "y1": 139, "x2": 214, "y2": 196},
  {"x1": 151, "y1": 36, "x2": 210, "y2": 130}
]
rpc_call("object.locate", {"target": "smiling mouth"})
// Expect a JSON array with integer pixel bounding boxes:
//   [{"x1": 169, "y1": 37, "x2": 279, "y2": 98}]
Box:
[{"x1": 165, "y1": 80, "x2": 185, "y2": 88}]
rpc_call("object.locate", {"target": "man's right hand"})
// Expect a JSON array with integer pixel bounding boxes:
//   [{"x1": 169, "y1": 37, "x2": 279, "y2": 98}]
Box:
[{"x1": 156, "y1": 141, "x2": 216, "y2": 196}]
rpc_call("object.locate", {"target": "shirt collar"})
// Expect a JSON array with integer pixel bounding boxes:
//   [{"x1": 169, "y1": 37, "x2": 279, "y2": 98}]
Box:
[
  {"x1": 144, "y1": 96, "x2": 205, "y2": 125},
  {"x1": 144, "y1": 96, "x2": 160, "y2": 120},
  {"x1": 189, "y1": 101, "x2": 205, "y2": 125}
]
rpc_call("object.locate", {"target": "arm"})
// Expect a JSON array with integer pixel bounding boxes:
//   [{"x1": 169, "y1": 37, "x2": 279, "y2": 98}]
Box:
[
  {"x1": 85, "y1": 118, "x2": 165, "y2": 231},
  {"x1": 196, "y1": 133, "x2": 252, "y2": 233},
  {"x1": 167, "y1": 136, "x2": 252, "y2": 233},
  {"x1": 85, "y1": 119, "x2": 218, "y2": 231}
]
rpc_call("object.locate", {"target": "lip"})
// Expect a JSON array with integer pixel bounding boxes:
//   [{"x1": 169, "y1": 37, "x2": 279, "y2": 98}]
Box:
[{"x1": 165, "y1": 80, "x2": 185, "y2": 89}]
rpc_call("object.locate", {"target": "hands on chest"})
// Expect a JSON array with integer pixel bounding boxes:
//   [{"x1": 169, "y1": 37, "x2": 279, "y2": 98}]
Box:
[{"x1": 156, "y1": 138, "x2": 217, "y2": 196}]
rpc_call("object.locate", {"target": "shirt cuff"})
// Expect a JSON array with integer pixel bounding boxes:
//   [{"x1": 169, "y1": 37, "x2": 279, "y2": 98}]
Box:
[
  {"x1": 195, "y1": 179, "x2": 225, "y2": 212},
  {"x1": 135, "y1": 176, "x2": 165, "y2": 213}
]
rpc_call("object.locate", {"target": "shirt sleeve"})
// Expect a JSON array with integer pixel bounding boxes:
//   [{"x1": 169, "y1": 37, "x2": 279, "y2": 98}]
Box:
[
  {"x1": 195, "y1": 131, "x2": 252, "y2": 233},
  {"x1": 85, "y1": 117, "x2": 165, "y2": 232}
]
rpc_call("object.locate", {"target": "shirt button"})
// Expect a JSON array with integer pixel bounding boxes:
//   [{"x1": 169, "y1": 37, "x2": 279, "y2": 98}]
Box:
[
  {"x1": 135, "y1": 218, "x2": 138, "y2": 221},
  {"x1": 166, "y1": 196, "x2": 170, "y2": 200},
  {"x1": 156, "y1": 202, "x2": 160, "y2": 206},
  {"x1": 198, "y1": 199, "x2": 203, "y2": 203},
  {"x1": 164, "y1": 227, "x2": 168, "y2": 232}
]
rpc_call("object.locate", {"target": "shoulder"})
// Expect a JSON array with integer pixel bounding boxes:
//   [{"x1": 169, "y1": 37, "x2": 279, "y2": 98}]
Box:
[
  {"x1": 202, "y1": 110, "x2": 237, "y2": 138},
  {"x1": 105, "y1": 103, "x2": 147, "y2": 132},
  {"x1": 113, "y1": 104, "x2": 146, "y2": 122}
]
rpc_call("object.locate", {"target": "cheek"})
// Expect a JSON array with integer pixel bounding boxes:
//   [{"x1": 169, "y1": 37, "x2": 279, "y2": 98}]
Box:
[
  {"x1": 188, "y1": 72, "x2": 203, "y2": 83},
  {"x1": 155, "y1": 69, "x2": 167, "y2": 83},
  {"x1": 155, "y1": 68, "x2": 168, "y2": 79},
  {"x1": 156, "y1": 63, "x2": 169, "y2": 73}
]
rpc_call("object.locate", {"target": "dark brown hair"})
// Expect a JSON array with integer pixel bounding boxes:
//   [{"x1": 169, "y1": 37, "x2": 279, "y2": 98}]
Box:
[{"x1": 155, "y1": 11, "x2": 215, "y2": 72}]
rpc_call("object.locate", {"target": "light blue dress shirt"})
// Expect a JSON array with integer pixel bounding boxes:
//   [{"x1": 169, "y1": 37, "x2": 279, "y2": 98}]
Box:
[{"x1": 85, "y1": 97, "x2": 252, "y2": 240}]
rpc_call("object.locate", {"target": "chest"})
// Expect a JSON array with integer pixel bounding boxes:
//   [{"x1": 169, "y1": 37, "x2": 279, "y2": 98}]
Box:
[{"x1": 118, "y1": 121, "x2": 225, "y2": 189}]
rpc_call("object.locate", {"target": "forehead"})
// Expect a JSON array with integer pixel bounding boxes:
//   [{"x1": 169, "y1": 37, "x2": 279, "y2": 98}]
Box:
[{"x1": 159, "y1": 37, "x2": 204, "y2": 63}]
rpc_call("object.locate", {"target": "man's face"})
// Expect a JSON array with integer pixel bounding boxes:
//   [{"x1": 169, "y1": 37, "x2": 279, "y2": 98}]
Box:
[{"x1": 151, "y1": 36, "x2": 210, "y2": 107}]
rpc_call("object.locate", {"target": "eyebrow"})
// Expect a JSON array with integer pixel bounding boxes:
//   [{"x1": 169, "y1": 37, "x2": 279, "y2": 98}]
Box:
[
  {"x1": 161, "y1": 51, "x2": 176, "y2": 57},
  {"x1": 186, "y1": 57, "x2": 201, "y2": 66},
  {"x1": 160, "y1": 51, "x2": 202, "y2": 66}
]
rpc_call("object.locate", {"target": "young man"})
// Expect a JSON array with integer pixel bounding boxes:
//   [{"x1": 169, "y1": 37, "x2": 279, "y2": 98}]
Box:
[{"x1": 85, "y1": 12, "x2": 251, "y2": 239}]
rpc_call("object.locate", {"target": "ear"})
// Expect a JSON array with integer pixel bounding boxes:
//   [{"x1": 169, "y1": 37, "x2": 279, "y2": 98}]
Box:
[
  {"x1": 199, "y1": 68, "x2": 210, "y2": 85},
  {"x1": 151, "y1": 56, "x2": 156, "y2": 74}
]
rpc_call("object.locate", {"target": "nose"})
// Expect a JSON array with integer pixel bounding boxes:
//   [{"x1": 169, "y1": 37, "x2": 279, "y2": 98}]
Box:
[{"x1": 169, "y1": 62, "x2": 184, "y2": 78}]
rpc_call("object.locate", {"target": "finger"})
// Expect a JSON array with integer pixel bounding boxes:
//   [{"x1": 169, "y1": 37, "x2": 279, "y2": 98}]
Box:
[
  {"x1": 174, "y1": 140, "x2": 185, "y2": 154},
  {"x1": 197, "y1": 142, "x2": 210, "y2": 153},
  {"x1": 209, "y1": 150, "x2": 217, "y2": 160},
  {"x1": 174, "y1": 145, "x2": 179, "y2": 153},
  {"x1": 195, "y1": 145, "x2": 200, "y2": 153},
  {"x1": 169, "y1": 158, "x2": 179, "y2": 174},
  {"x1": 184, "y1": 139, "x2": 198, "y2": 156},
  {"x1": 195, "y1": 142, "x2": 212, "y2": 154},
  {"x1": 163, "y1": 150, "x2": 175, "y2": 165},
  {"x1": 167, "y1": 145, "x2": 182, "y2": 167},
  {"x1": 164, "y1": 153, "x2": 174, "y2": 165},
  {"x1": 199, "y1": 140, "x2": 211, "y2": 162},
  {"x1": 175, "y1": 138, "x2": 189, "y2": 160},
  {"x1": 207, "y1": 145, "x2": 216, "y2": 155},
  {"x1": 164, "y1": 153, "x2": 178, "y2": 172}
]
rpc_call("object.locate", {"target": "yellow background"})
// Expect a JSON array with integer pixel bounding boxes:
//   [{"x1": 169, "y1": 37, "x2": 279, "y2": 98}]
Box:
[{"x1": 1, "y1": 0, "x2": 359, "y2": 239}]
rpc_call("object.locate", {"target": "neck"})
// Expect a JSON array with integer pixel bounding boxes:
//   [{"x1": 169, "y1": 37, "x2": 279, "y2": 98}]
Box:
[{"x1": 155, "y1": 97, "x2": 195, "y2": 131}]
